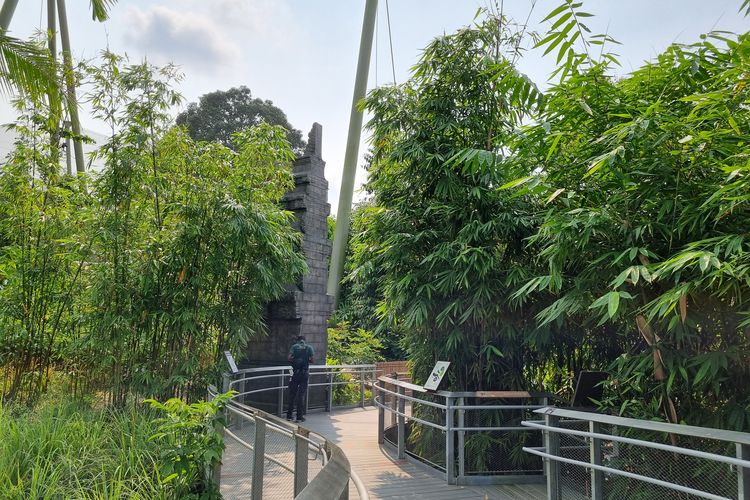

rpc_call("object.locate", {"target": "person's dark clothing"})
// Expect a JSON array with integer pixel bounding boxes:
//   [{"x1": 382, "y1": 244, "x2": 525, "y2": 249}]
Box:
[
  {"x1": 287, "y1": 369, "x2": 309, "y2": 420},
  {"x1": 286, "y1": 340, "x2": 314, "y2": 420}
]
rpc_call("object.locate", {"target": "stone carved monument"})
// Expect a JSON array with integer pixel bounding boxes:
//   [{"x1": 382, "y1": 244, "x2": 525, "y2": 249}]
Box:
[{"x1": 244, "y1": 123, "x2": 334, "y2": 367}]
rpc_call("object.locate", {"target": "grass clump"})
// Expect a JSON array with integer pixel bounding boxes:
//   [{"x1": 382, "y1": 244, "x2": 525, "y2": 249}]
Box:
[{"x1": 0, "y1": 400, "x2": 166, "y2": 499}]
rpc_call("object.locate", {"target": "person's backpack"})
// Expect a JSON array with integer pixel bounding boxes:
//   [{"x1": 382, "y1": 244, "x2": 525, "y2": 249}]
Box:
[{"x1": 290, "y1": 342, "x2": 311, "y2": 372}]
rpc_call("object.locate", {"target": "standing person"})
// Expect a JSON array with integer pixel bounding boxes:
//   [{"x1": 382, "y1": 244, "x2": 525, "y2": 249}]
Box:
[{"x1": 286, "y1": 335, "x2": 314, "y2": 422}]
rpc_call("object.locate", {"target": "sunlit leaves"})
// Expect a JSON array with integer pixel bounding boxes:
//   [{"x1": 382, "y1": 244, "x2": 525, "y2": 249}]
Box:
[
  {"x1": 515, "y1": 24, "x2": 750, "y2": 428},
  {"x1": 536, "y1": 0, "x2": 621, "y2": 82}
]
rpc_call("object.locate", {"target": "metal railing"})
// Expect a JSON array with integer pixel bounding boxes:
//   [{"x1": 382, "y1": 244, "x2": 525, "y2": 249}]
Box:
[
  {"x1": 373, "y1": 375, "x2": 550, "y2": 485},
  {"x1": 223, "y1": 364, "x2": 378, "y2": 416},
  {"x1": 210, "y1": 364, "x2": 376, "y2": 500},
  {"x1": 522, "y1": 407, "x2": 750, "y2": 500}
]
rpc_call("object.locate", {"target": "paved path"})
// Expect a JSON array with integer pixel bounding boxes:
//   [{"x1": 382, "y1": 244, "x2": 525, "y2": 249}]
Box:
[{"x1": 304, "y1": 407, "x2": 546, "y2": 500}]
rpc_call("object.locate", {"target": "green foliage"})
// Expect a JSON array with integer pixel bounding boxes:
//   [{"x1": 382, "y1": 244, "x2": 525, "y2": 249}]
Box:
[
  {"x1": 176, "y1": 86, "x2": 306, "y2": 153},
  {"x1": 0, "y1": 398, "x2": 166, "y2": 498},
  {"x1": 326, "y1": 322, "x2": 381, "y2": 406},
  {"x1": 0, "y1": 34, "x2": 56, "y2": 102},
  {"x1": 0, "y1": 97, "x2": 91, "y2": 402},
  {"x1": 0, "y1": 52, "x2": 306, "y2": 404},
  {"x1": 333, "y1": 202, "x2": 406, "y2": 359},
  {"x1": 327, "y1": 321, "x2": 383, "y2": 365},
  {"x1": 145, "y1": 392, "x2": 233, "y2": 499},
  {"x1": 90, "y1": 0, "x2": 118, "y2": 22},
  {"x1": 355, "y1": 3, "x2": 750, "y2": 434},
  {"x1": 511, "y1": 21, "x2": 750, "y2": 429}
]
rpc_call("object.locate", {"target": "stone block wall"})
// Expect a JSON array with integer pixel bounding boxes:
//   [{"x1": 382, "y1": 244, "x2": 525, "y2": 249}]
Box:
[{"x1": 243, "y1": 123, "x2": 334, "y2": 367}]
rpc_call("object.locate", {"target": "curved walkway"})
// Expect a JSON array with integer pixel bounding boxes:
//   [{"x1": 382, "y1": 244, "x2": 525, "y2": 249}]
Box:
[{"x1": 304, "y1": 407, "x2": 546, "y2": 500}]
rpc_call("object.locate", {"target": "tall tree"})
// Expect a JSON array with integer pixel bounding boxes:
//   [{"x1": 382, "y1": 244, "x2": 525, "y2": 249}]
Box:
[
  {"x1": 176, "y1": 86, "x2": 305, "y2": 153},
  {"x1": 361, "y1": 13, "x2": 547, "y2": 391}
]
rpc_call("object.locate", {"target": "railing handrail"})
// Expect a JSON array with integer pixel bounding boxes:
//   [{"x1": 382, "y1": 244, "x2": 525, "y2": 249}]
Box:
[
  {"x1": 231, "y1": 364, "x2": 377, "y2": 376},
  {"x1": 376, "y1": 375, "x2": 551, "y2": 400},
  {"x1": 229, "y1": 365, "x2": 377, "y2": 390},
  {"x1": 525, "y1": 406, "x2": 750, "y2": 500},
  {"x1": 532, "y1": 406, "x2": 750, "y2": 446},
  {"x1": 523, "y1": 419, "x2": 750, "y2": 469},
  {"x1": 211, "y1": 365, "x2": 375, "y2": 500},
  {"x1": 377, "y1": 375, "x2": 428, "y2": 393}
]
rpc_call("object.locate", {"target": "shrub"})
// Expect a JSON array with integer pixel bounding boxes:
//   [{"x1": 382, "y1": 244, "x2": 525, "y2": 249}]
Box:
[{"x1": 145, "y1": 391, "x2": 234, "y2": 499}]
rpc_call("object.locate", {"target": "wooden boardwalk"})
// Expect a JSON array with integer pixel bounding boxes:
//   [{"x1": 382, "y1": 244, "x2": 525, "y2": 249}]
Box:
[{"x1": 304, "y1": 407, "x2": 546, "y2": 500}]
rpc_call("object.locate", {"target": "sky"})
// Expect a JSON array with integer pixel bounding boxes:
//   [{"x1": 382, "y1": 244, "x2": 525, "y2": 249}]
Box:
[{"x1": 0, "y1": 0, "x2": 747, "y2": 215}]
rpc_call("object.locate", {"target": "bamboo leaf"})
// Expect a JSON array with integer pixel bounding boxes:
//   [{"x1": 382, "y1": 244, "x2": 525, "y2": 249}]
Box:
[
  {"x1": 546, "y1": 188, "x2": 565, "y2": 204},
  {"x1": 608, "y1": 292, "x2": 620, "y2": 318}
]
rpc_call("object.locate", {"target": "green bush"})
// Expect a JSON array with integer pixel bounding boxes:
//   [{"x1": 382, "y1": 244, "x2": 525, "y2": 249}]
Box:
[
  {"x1": 326, "y1": 322, "x2": 382, "y2": 405},
  {"x1": 0, "y1": 391, "x2": 233, "y2": 499},
  {"x1": 326, "y1": 321, "x2": 383, "y2": 365},
  {"x1": 145, "y1": 392, "x2": 233, "y2": 499}
]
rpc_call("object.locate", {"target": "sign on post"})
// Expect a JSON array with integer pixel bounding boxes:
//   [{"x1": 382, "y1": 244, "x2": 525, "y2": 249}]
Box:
[
  {"x1": 424, "y1": 361, "x2": 450, "y2": 391},
  {"x1": 224, "y1": 351, "x2": 239, "y2": 374}
]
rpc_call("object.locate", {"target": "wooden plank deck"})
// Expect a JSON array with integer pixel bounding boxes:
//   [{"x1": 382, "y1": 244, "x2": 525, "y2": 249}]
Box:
[{"x1": 304, "y1": 407, "x2": 547, "y2": 500}]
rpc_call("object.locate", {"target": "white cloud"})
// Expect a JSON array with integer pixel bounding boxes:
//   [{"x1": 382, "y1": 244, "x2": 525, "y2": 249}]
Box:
[
  {"x1": 123, "y1": 6, "x2": 239, "y2": 70},
  {"x1": 213, "y1": 0, "x2": 299, "y2": 48}
]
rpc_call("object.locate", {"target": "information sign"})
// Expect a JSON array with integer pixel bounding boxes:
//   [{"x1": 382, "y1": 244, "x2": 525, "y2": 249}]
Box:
[
  {"x1": 224, "y1": 351, "x2": 239, "y2": 374},
  {"x1": 424, "y1": 361, "x2": 450, "y2": 391}
]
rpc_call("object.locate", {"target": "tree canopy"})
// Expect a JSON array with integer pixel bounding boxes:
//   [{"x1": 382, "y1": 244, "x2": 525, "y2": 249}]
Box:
[{"x1": 175, "y1": 86, "x2": 305, "y2": 153}]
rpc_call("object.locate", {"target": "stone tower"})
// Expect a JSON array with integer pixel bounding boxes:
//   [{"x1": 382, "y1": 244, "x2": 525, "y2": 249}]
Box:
[{"x1": 244, "y1": 123, "x2": 333, "y2": 366}]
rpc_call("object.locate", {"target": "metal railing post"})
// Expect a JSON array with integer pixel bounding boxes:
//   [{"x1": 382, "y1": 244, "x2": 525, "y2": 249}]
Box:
[
  {"x1": 326, "y1": 371, "x2": 333, "y2": 412},
  {"x1": 544, "y1": 413, "x2": 561, "y2": 500},
  {"x1": 360, "y1": 367, "x2": 366, "y2": 408},
  {"x1": 209, "y1": 389, "x2": 222, "y2": 489},
  {"x1": 278, "y1": 369, "x2": 285, "y2": 417},
  {"x1": 222, "y1": 372, "x2": 231, "y2": 393},
  {"x1": 294, "y1": 428, "x2": 310, "y2": 496},
  {"x1": 397, "y1": 385, "x2": 406, "y2": 459},
  {"x1": 739, "y1": 443, "x2": 749, "y2": 500},
  {"x1": 252, "y1": 419, "x2": 266, "y2": 500},
  {"x1": 306, "y1": 371, "x2": 311, "y2": 414},
  {"x1": 590, "y1": 421, "x2": 603, "y2": 500},
  {"x1": 390, "y1": 374, "x2": 398, "y2": 427},
  {"x1": 458, "y1": 396, "x2": 465, "y2": 481},
  {"x1": 446, "y1": 396, "x2": 455, "y2": 484},
  {"x1": 377, "y1": 381, "x2": 385, "y2": 444}
]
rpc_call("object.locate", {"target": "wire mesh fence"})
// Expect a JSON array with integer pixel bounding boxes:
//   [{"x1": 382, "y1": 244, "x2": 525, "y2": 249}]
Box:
[
  {"x1": 601, "y1": 430, "x2": 738, "y2": 500},
  {"x1": 556, "y1": 419, "x2": 592, "y2": 500},
  {"x1": 375, "y1": 376, "x2": 549, "y2": 484},
  {"x1": 218, "y1": 399, "x2": 330, "y2": 499},
  {"x1": 460, "y1": 398, "x2": 545, "y2": 478},
  {"x1": 379, "y1": 378, "x2": 449, "y2": 470},
  {"x1": 522, "y1": 408, "x2": 749, "y2": 500}
]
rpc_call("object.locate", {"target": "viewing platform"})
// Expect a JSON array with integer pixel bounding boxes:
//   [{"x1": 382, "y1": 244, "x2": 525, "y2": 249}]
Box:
[{"x1": 213, "y1": 365, "x2": 750, "y2": 500}]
